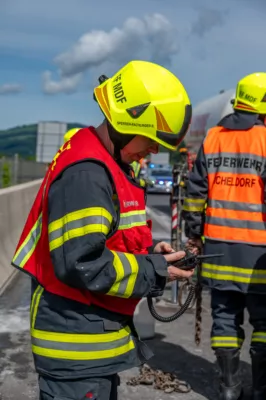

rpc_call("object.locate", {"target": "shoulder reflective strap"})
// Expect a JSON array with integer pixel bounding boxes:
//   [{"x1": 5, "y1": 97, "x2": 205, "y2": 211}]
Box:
[{"x1": 13, "y1": 214, "x2": 43, "y2": 268}]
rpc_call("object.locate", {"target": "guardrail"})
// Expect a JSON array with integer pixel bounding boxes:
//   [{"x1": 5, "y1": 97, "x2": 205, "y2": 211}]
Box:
[{"x1": 0, "y1": 179, "x2": 42, "y2": 295}]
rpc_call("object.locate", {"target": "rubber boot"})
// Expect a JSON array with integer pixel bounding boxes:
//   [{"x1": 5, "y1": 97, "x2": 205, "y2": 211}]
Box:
[
  {"x1": 250, "y1": 348, "x2": 266, "y2": 400},
  {"x1": 215, "y1": 348, "x2": 243, "y2": 400}
]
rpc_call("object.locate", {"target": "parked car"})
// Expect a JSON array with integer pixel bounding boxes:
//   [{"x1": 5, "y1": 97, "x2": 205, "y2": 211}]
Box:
[{"x1": 146, "y1": 167, "x2": 172, "y2": 194}]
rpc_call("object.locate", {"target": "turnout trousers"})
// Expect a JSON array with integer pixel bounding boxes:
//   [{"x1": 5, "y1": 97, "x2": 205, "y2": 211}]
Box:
[
  {"x1": 210, "y1": 289, "x2": 266, "y2": 350},
  {"x1": 210, "y1": 290, "x2": 266, "y2": 399}
]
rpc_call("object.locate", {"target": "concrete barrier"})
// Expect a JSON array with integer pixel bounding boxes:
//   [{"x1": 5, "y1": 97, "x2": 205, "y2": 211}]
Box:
[{"x1": 0, "y1": 179, "x2": 42, "y2": 295}]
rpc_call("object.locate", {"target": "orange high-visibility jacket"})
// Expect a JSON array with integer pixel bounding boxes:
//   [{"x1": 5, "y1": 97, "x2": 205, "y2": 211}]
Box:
[{"x1": 204, "y1": 124, "x2": 266, "y2": 245}]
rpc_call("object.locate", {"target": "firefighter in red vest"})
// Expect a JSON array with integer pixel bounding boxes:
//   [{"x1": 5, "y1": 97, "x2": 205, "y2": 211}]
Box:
[
  {"x1": 64, "y1": 131, "x2": 143, "y2": 179},
  {"x1": 183, "y1": 72, "x2": 266, "y2": 400},
  {"x1": 12, "y1": 60, "x2": 193, "y2": 400}
]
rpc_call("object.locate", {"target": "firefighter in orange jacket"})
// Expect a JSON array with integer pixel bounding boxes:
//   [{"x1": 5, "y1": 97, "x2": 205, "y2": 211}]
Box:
[
  {"x1": 12, "y1": 60, "x2": 193, "y2": 400},
  {"x1": 183, "y1": 72, "x2": 266, "y2": 400}
]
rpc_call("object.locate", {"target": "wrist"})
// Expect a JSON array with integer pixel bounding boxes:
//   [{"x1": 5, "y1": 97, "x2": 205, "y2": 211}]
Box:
[{"x1": 145, "y1": 254, "x2": 168, "y2": 277}]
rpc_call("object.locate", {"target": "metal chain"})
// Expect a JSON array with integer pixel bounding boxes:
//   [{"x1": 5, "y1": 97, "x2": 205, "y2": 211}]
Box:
[
  {"x1": 126, "y1": 363, "x2": 191, "y2": 394},
  {"x1": 134, "y1": 155, "x2": 202, "y2": 394},
  {"x1": 194, "y1": 262, "x2": 203, "y2": 346}
]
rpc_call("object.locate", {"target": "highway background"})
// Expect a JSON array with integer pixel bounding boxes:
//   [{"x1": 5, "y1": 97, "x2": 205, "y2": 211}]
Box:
[{"x1": 0, "y1": 193, "x2": 253, "y2": 400}]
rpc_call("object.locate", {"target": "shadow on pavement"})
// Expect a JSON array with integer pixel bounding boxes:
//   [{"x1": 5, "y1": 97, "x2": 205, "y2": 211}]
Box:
[{"x1": 143, "y1": 333, "x2": 252, "y2": 400}]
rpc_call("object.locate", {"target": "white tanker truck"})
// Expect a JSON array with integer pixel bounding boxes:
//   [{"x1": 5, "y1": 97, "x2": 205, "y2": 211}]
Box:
[{"x1": 185, "y1": 89, "x2": 236, "y2": 152}]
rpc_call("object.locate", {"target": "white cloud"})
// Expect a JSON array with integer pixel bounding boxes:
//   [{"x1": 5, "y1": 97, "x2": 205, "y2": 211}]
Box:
[
  {"x1": 42, "y1": 13, "x2": 178, "y2": 95},
  {"x1": 0, "y1": 83, "x2": 23, "y2": 95},
  {"x1": 42, "y1": 71, "x2": 82, "y2": 95}
]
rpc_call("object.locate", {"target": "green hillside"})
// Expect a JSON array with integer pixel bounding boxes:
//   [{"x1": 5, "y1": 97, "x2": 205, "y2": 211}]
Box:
[
  {"x1": 0, "y1": 123, "x2": 86, "y2": 159},
  {"x1": 0, "y1": 122, "x2": 185, "y2": 162}
]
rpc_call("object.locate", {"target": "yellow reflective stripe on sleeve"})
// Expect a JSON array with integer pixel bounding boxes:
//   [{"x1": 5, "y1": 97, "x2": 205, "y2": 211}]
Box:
[
  {"x1": 184, "y1": 198, "x2": 206, "y2": 203},
  {"x1": 107, "y1": 251, "x2": 139, "y2": 298},
  {"x1": 211, "y1": 336, "x2": 244, "y2": 348},
  {"x1": 30, "y1": 284, "x2": 44, "y2": 329},
  {"x1": 12, "y1": 214, "x2": 42, "y2": 268},
  {"x1": 202, "y1": 264, "x2": 266, "y2": 284},
  {"x1": 139, "y1": 178, "x2": 146, "y2": 187},
  {"x1": 252, "y1": 332, "x2": 266, "y2": 343},
  {"x1": 183, "y1": 198, "x2": 206, "y2": 212},
  {"x1": 118, "y1": 210, "x2": 147, "y2": 230},
  {"x1": 48, "y1": 207, "x2": 113, "y2": 251},
  {"x1": 123, "y1": 253, "x2": 139, "y2": 298},
  {"x1": 31, "y1": 325, "x2": 135, "y2": 360}
]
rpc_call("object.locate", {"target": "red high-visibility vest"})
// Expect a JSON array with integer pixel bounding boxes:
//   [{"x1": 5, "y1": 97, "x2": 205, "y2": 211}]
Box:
[{"x1": 12, "y1": 127, "x2": 153, "y2": 315}]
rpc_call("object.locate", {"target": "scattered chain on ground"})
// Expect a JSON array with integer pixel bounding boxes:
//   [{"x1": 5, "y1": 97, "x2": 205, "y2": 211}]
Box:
[{"x1": 126, "y1": 363, "x2": 191, "y2": 394}]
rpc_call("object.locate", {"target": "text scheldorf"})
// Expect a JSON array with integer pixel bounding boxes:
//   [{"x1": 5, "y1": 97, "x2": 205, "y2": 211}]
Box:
[{"x1": 214, "y1": 175, "x2": 257, "y2": 187}]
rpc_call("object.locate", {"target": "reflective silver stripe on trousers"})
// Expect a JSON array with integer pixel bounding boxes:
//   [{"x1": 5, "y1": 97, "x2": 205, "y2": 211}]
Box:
[
  {"x1": 31, "y1": 334, "x2": 133, "y2": 351},
  {"x1": 49, "y1": 215, "x2": 112, "y2": 242},
  {"x1": 118, "y1": 213, "x2": 146, "y2": 228},
  {"x1": 115, "y1": 253, "x2": 133, "y2": 295},
  {"x1": 205, "y1": 215, "x2": 266, "y2": 231},
  {"x1": 13, "y1": 215, "x2": 42, "y2": 266},
  {"x1": 208, "y1": 199, "x2": 266, "y2": 213},
  {"x1": 205, "y1": 152, "x2": 266, "y2": 174}
]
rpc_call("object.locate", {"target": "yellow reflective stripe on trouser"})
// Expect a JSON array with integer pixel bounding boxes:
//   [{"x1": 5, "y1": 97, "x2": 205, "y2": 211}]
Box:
[
  {"x1": 182, "y1": 198, "x2": 206, "y2": 212},
  {"x1": 12, "y1": 214, "x2": 42, "y2": 268},
  {"x1": 31, "y1": 326, "x2": 135, "y2": 360},
  {"x1": 48, "y1": 207, "x2": 113, "y2": 251},
  {"x1": 107, "y1": 251, "x2": 139, "y2": 298},
  {"x1": 252, "y1": 332, "x2": 266, "y2": 343},
  {"x1": 30, "y1": 284, "x2": 44, "y2": 328},
  {"x1": 202, "y1": 264, "x2": 266, "y2": 284},
  {"x1": 211, "y1": 336, "x2": 244, "y2": 348},
  {"x1": 118, "y1": 210, "x2": 146, "y2": 230}
]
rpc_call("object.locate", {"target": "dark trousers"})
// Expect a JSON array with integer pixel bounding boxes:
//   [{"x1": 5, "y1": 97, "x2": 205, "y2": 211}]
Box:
[
  {"x1": 39, "y1": 374, "x2": 120, "y2": 400},
  {"x1": 210, "y1": 289, "x2": 266, "y2": 350}
]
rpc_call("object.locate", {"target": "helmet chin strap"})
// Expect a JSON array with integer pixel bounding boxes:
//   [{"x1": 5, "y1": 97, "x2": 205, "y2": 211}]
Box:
[{"x1": 106, "y1": 120, "x2": 136, "y2": 162}]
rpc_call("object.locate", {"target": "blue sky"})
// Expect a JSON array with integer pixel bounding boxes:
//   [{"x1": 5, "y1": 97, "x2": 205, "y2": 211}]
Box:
[{"x1": 1, "y1": 0, "x2": 265, "y2": 129}]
